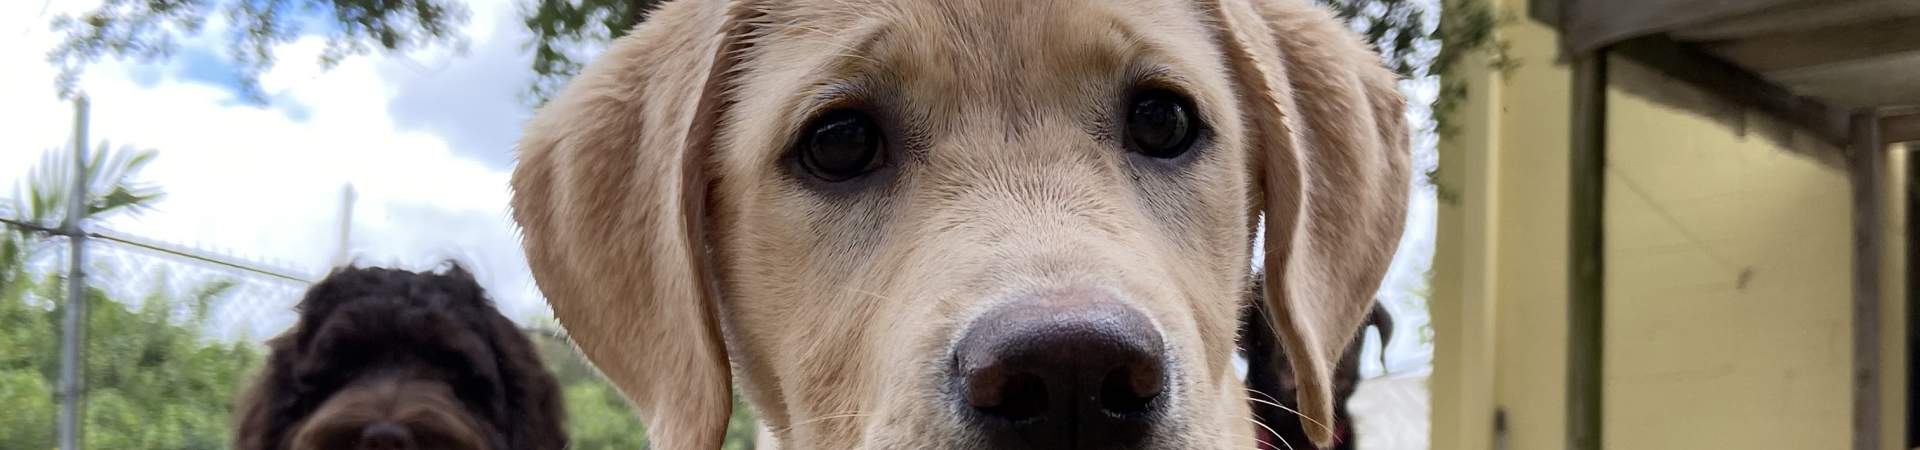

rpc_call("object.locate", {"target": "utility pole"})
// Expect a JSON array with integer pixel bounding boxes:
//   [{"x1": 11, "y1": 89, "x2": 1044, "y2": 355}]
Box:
[{"x1": 57, "y1": 96, "x2": 89, "y2": 450}]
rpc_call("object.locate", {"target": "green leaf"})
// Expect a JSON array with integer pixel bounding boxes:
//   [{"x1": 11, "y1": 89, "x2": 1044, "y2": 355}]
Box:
[{"x1": 48, "y1": 0, "x2": 469, "y2": 100}]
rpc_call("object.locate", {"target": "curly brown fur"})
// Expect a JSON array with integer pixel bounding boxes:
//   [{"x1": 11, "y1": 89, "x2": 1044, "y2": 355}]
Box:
[
  {"x1": 233, "y1": 266, "x2": 566, "y2": 450},
  {"x1": 1241, "y1": 278, "x2": 1394, "y2": 450}
]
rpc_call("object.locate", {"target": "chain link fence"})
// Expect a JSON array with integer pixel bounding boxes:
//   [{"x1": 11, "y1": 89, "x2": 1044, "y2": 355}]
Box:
[
  {"x1": 82, "y1": 230, "x2": 312, "y2": 342},
  {"x1": 1, "y1": 219, "x2": 317, "y2": 450},
  {"x1": 1, "y1": 219, "x2": 702, "y2": 450}
]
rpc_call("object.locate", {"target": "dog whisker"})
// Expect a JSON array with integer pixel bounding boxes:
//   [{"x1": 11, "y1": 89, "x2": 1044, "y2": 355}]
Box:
[
  {"x1": 775, "y1": 23, "x2": 883, "y2": 66},
  {"x1": 772, "y1": 411, "x2": 877, "y2": 434},
  {"x1": 841, "y1": 287, "x2": 903, "y2": 303},
  {"x1": 1245, "y1": 416, "x2": 1294, "y2": 450},
  {"x1": 1183, "y1": 422, "x2": 1285, "y2": 450},
  {"x1": 1244, "y1": 394, "x2": 1285, "y2": 410},
  {"x1": 1243, "y1": 387, "x2": 1334, "y2": 435},
  {"x1": 1244, "y1": 386, "x2": 1285, "y2": 406}
]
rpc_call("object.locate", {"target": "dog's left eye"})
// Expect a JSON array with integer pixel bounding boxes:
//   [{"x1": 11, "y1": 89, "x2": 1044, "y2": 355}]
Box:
[
  {"x1": 798, "y1": 110, "x2": 886, "y2": 182},
  {"x1": 1126, "y1": 90, "x2": 1201, "y2": 159}
]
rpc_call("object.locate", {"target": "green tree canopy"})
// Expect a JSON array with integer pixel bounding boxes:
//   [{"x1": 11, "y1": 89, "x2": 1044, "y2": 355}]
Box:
[
  {"x1": 51, "y1": 0, "x2": 1499, "y2": 109},
  {"x1": 0, "y1": 273, "x2": 261, "y2": 450},
  {"x1": 49, "y1": 0, "x2": 470, "y2": 101},
  {"x1": 520, "y1": 0, "x2": 666, "y2": 102}
]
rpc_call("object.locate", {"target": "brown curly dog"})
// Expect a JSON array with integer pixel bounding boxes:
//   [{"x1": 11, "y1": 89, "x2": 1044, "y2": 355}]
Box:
[{"x1": 232, "y1": 266, "x2": 566, "y2": 450}]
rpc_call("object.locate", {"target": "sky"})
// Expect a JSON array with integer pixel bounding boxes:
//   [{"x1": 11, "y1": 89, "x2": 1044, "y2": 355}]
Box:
[{"x1": 1, "y1": 0, "x2": 1437, "y2": 373}]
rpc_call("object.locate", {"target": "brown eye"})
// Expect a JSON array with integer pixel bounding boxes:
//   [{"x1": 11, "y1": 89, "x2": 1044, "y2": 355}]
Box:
[
  {"x1": 800, "y1": 110, "x2": 885, "y2": 182},
  {"x1": 1126, "y1": 90, "x2": 1199, "y2": 159}
]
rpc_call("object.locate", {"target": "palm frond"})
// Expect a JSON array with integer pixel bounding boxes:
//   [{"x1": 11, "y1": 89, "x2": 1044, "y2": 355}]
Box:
[
  {"x1": 187, "y1": 278, "x2": 238, "y2": 321},
  {"x1": 83, "y1": 142, "x2": 165, "y2": 218},
  {"x1": 1, "y1": 143, "x2": 168, "y2": 276},
  {"x1": 6, "y1": 144, "x2": 166, "y2": 227}
]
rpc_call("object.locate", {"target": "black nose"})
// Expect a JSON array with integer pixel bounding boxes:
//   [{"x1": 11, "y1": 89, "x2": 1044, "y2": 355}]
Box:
[
  {"x1": 358, "y1": 422, "x2": 415, "y2": 450},
  {"x1": 953, "y1": 289, "x2": 1169, "y2": 449}
]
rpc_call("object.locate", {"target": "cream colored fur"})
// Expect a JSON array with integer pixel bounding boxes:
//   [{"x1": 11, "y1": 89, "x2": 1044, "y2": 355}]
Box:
[{"x1": 509, "y1": 0, "x2": 1408, "y2": 448}]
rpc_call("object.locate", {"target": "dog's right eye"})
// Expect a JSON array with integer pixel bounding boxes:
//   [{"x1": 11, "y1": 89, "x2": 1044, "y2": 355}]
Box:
[
  {"x1": 1125, "y1": 89, "x2": 1201, "y2": 159},
  {"x1": 798, "y1": 110, "x2": 886, "y2": 182}
]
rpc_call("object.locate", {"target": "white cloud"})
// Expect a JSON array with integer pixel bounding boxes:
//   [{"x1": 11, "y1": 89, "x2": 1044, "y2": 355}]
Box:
[{"x1": 1, "y1": 1, "x2": 550, "y2": 336}]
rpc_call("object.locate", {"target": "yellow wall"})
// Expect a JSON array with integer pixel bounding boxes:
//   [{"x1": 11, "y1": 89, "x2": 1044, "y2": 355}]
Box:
[
  {"x1": 1431, "y1": 4, "x2": 1905, "y2": 449},
  {"x1": 1431, "y1": 4, "x2": 1572, "y2": 449},
  {"x1": 1428, "y1": 14, "x2": 1505, "y2": 450},
  {"x1": 1602, "y1": 58, "x2": 1852, "y2": 449}
]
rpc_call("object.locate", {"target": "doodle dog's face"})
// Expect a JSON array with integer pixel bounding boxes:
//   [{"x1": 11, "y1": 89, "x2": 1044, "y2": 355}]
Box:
[
  {"x1": 510, "y1": 0, "x2": 1408, "y2": 448},
  {"x1": 234, "y1": 268, "x2": 566, "y2": 450}
]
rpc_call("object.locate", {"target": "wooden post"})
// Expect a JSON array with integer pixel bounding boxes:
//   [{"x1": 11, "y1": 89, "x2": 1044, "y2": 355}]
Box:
[
  {"x1": 1850, "y1": 109, "x2": 1884, "y2": 450},
  {"x1": 1906, "y1": 141, "x2": 1919, "y2": 449},
  {"x1": 1568, "y1": 50, "x2": 1608, "y2": 450}
]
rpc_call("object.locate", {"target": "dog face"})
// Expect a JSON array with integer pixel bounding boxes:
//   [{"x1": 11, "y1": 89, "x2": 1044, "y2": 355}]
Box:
[
  {"x1": 233, "y1": 267, "x2": 567, "y2": 450},
  {"x1": 510, "y1": 0, "x2": 1408, "y2": 448}
]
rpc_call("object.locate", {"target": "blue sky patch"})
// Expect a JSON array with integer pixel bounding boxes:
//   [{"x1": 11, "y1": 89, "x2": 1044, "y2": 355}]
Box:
[
  {"x1": 173, "y1": 44, "x2": 250, "y2": 97},
  {"x1": 271, "y1": 91, "x2": 314, "y2": 122},
  {"x1": 154, "y1": 2, "x2": 342, "y2": 106},
  {"x1": 127, "y1": 64, "x2": 164, "y2": 88}
]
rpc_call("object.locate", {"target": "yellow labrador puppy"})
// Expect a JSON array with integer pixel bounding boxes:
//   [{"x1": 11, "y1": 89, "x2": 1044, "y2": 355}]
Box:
[{"x1": 509, "y1": 0, "x2": 1408, "y2": 448}]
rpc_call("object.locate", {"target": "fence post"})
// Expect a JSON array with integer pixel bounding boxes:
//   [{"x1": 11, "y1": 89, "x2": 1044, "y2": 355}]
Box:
[
  {"x1": 58, "y1": 96, "x2": 90, "y2": 450},
  {"x1": 334, "y1": 183, "x2": 355, "y2": 267}
]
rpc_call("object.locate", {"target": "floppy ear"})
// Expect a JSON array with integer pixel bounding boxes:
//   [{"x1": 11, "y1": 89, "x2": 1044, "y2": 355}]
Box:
[
  {"x1": 1210, "y1": 0, "x2": 1411, "y2": 446},
  {"x1": 509, "y1": 1, "x2": 754, "y2": 448},
  {"x1": 232, "y1": 334, "x2": 295, "y2": 450}
]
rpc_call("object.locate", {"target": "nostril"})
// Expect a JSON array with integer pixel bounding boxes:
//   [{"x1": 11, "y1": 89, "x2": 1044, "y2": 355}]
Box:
[
  {"x1": 978, "y1": 373, "x2": 1050, "y2": 423},
  {"x1": 1099, "y1": 366, "x2": 1161, "y2": 416},
  {"x1": 952, "y1": 290, "x2": 1170, "y2": 447}
]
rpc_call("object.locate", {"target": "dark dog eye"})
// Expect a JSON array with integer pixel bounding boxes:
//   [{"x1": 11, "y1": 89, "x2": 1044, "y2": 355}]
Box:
[
  {"x1": 1126, "y1": 90, "x2": 1200, "y2": 159},
  {"x1": 799, "y1": 110, "x2": 885, "y2": 182}
]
